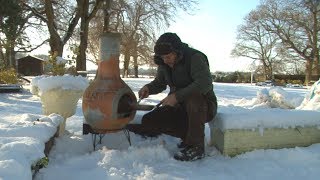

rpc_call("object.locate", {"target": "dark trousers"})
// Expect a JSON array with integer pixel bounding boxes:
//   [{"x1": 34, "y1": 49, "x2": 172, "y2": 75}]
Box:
[{"x1": 127, "y1": 92, "x2": 217, "y2": 147}]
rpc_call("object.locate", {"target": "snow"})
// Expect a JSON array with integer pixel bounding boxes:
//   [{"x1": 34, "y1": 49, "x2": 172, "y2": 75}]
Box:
[
  {"x1": 0, "y1": 114, "x2": 63, "y2": 180},
  {"x1": 34, "y1": 75, "x2": 89, "y2": 95},
  {"x1": 1, "y1": 77, "x2": 320, "y2": 180},
  {"x1": 297, "y1": 80, "x2": 320, "y2": 111},
  {"x1": 215, "y1": 107, "x2": 320, "y2": 130},
  {"x1": 56, "y1": 56, "x2": 67, "y2": 65}
]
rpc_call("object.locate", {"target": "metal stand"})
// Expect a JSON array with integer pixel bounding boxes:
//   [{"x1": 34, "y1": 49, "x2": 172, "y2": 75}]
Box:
[
  {"x1": 123, "y1": 128, "x2": 132, "y2": 146},
  {"x1": 91, "y1": 133, "x2": 105, "y2": 151},
  {"x1": 90, "y1": 128, "x2": 131, "y2": 151}
]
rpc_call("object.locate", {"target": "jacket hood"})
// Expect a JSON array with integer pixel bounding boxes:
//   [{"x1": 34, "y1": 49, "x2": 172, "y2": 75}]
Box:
[
  {"x1": 154, "y1": 43, "x2": 188, "y2": 66},
  {"x1": 154, "y1": 33, "x2": 183, "y2": 56}
]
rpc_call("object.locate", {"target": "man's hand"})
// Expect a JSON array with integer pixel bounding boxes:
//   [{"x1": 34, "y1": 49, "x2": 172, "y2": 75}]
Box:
[
  {"x1": 138, "y1": 86, "x2": 149, "y2": 99},
  {"x1": 161, "y1": 93, "x2": 178, "y2": 107}
]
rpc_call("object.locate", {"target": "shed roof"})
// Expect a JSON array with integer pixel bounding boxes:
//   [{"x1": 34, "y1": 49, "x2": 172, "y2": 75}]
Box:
[{"x1": 18, "y1": 55, "x2": 46, "y2": 61}]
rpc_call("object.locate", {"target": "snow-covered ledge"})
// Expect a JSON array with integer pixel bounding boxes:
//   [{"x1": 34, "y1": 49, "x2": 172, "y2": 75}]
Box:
[
  {"x1": 209, "y1": 80, "x2": 320, "y2": 156},
  {"x1": 208, "y1": 108, "x2": 320, "y2": 156},
  {"x1": 36, "y1": 75, "x2": 89, "y2": 136},
  {"x1": 0, "y1": 113, "x2": 63, "y2": 179}
]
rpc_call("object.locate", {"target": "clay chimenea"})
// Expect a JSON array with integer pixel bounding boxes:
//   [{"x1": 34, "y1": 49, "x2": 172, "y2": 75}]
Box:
[{"x1": 82, "y1": 33, "x2": 137, "y2": 134}]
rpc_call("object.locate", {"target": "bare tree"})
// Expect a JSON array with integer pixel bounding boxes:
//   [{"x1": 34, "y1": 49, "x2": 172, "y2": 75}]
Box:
[
  {"x1": 75, "y1": 0, "x2": 104, "y2": 71},
  {"x1": 276, "y1": 44, "x2": 306, "y2": 75},
  {"x1": 232, "y1": 10, "x2": 280, "y2": 80},
  {"x1": 87, "y1": 0, "x2": 198, "y2": 77},
  {"x1": 119, "y1": 0, "x2": 198, "y2": 77},
  {"x1": 25, "y1": 0, "x2": 81, "y2": 59},
  {"x1": 256, "y1": 0, "x2": 320, "y2": 85},
  {"x1": 0, "y1": 0, "x2": 46, "y2": 69}
]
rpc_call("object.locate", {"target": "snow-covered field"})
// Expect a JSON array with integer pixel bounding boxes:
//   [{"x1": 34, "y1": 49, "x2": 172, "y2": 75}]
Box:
[{"x1": 1, "y1": 77, "x2": 320, "y2": 180}]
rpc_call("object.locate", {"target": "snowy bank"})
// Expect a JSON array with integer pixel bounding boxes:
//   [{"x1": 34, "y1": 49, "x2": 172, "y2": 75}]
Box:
[
  {"x1": 297, "y1": 79, "x2": 320, "y2": 111},
  {"x1": 0, "y1": 114, "x2": 63, "y2": 180},
  {"x1": 215, "y1": 107, "x2": 320, "y2": 130}
]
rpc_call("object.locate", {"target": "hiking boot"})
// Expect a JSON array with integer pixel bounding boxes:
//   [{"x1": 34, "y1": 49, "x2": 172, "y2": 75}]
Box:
[
  {"x1": 177, "y1": 141, "x2": 188, "y2": 149},
  {"x1": 174, "y1": 145, "x2": 205, "y2": 161}
]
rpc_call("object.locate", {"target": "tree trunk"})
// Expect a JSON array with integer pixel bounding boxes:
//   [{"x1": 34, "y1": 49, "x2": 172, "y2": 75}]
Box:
[
  {"x1": 45, "y1": 0, "x2": 64, "y2": 57},
  {"x1": 133, "y1": 56, "x2": 138, "y2": 78},
  {"x1": 305, "y1": 59, "x2": 312, "y2": 86},
  {"x1": 76, "y1": 0, "x2": 104, "y2": 71},
  {"x1": 313, "y1": 54, "x2": 319, "y2": 79},
  {"x1": 262, "y1": 63, "x2": 268, "y2": 80},
  {"x1": 0, "y1": 48, "x2": 5, "y2": 68},
  {"x1": 7, "y1": 39, "x2": 16, "y2": 69},
  {"x1": 268, "y1": 66, "x2": 273, "y2": 80},
  {"x1": 311, "y1": 4, "x2": 319, "y2": 79},
  {"x1": 122, "y1": 50, "x2": 130, "y2": 78},
  {"x1": 133, "y1": 44, "x2": 138, "y2": 78},
  {"x1": 5, "y1": 48, "x2": 9, "y2": 68},
  {"x1": 49, "y1": 40, "x2": 64, "y2": 57},
  {"x1": 76, "y1": 0, "x2": 89, "y2": 71},
  {"x1": 103, "y1": 0, "x2": 111, "y2": 32},
  {"x1": 44, "y1": 0, "x2": 80, "y2": 62}
]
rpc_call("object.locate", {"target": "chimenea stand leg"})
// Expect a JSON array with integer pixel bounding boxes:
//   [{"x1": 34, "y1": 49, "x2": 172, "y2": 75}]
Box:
[
  {"x1": 123, "y1": 129, "x2": 131, "y2": 146},
  {"x1": 90, "y1": 129, "x2": 132, "y2": 151},
  {"x1": 91, "y1": 133, "x2": 105, "y2": 151}
]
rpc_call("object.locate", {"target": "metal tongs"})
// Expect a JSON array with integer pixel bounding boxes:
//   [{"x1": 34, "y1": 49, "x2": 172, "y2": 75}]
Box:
[
  {"x1": 134, "y1": 98, "x2": 162, "y2": 111},
  {"x1": 153, "y1": 101, "x2": 163, "y2": 109}
]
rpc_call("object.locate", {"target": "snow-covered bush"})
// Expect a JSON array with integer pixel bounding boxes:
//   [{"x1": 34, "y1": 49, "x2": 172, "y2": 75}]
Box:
[{"x1": 297, "y1": 79, "x2": 320, "y2": 111}]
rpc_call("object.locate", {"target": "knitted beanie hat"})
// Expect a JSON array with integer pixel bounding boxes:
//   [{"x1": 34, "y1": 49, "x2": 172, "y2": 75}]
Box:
[{"x1": 154, "y1": 33, "x2": 183, "y2": 56}]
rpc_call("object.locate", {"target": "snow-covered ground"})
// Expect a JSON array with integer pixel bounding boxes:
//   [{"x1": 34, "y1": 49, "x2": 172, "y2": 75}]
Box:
[{"x1": 1, "y1": 77, "x2": 320, "y2": 180}]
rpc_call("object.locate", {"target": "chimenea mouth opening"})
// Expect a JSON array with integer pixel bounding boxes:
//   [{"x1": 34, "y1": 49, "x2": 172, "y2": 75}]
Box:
[{"x1": 117, "y1": 93, "x2": 135, "y2": 118}]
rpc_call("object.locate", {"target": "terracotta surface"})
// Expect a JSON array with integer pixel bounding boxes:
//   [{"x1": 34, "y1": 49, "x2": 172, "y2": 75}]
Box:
[
  {"x1": 82, "y1": 58, "x2": 137, "y2": 133},
  {"x1": 82, "y1": 33, "x2": 137, "y2": 133}
]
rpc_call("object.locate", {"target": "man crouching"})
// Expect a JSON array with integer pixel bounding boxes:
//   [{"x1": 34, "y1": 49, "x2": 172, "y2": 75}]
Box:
[{"x1": 127, "y1": 32, "x2": 218, "y2": 161}]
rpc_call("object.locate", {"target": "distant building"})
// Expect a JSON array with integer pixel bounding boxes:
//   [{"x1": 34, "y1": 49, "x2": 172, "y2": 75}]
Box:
[{"x1": 17, "y1": 55, "x2": 45, "y2": 75}]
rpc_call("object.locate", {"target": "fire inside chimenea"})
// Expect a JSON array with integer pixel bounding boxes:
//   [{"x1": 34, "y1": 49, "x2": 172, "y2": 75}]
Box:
[{"x1": 82, "y1": 33, "x2": 137, "y2": 137}]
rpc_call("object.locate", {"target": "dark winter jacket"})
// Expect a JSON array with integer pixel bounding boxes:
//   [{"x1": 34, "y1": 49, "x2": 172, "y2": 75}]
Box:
[{"x1": 145, "y1": 43, "x2": 217, "y2": 104}]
